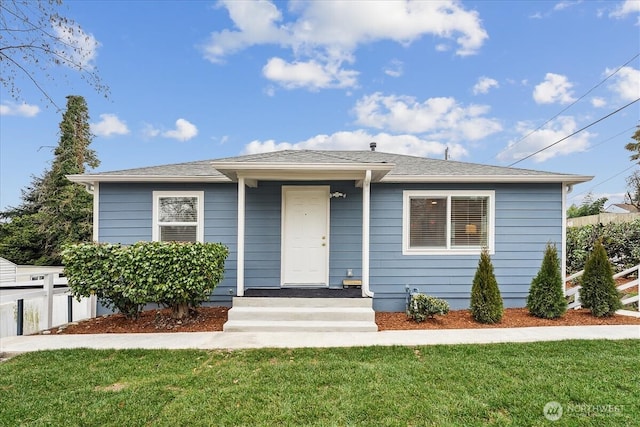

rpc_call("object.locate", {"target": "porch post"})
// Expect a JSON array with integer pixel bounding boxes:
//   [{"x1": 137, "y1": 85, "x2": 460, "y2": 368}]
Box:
[
  {"x1": 237, "y1": 177, "x2": 245, "y2": 296},
  {"x1": 362, "y1": 170, "x2": 374, "y2": 297}
]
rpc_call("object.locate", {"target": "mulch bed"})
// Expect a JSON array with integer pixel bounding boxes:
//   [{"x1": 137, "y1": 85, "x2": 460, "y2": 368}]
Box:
[{"x1": 44, "y1": 306, "x2": 640, "y2": 334}]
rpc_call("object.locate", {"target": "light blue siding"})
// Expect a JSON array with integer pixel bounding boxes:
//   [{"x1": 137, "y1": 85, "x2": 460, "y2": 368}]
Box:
[
  {"x1": 98, "y1": 180, "x2": 563, "y2": 313},
  {"x1": 369, "y1": 183, "x2": 563, "y2": 311},
  {"x1": 98, "y1": 183, "x2": 238, "y2": 308}
]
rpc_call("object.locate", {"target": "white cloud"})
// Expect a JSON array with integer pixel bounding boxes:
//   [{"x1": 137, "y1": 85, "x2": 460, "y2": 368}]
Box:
[
  {"x1": 242, "y1": 129, "x2": 468, "y2": 160},
  {"x1": 473, "y1": 76, "x2": 499, "y2": 95},
  {"x1": 262, "y1": 57, "x2": 358, "y2": 90},
  {"x1": 606, "y1": 66, "x2": 640, "y2": 101},
  {"x1": 52, "y1": 21, "x2": 99, "y2": 70},
  {"x1": 610, "y1": 0, "x2": 640, "y2": 18},
  {"x1": 554, "y1": 1, "x2": 582, "y2": 11},
  {"x1": 533, "y1": 73, "x2": 576, "y2": 104},
  {"x1": 353, "y1": 92, "x2": 502, "y2": 141},
  {"x1": 497, "y1": 116, "x2": 593, "y2": 163},
  {"x1": 141, "y1": 123, "x2": 161, "y2": 139},
  {"x1": 384, "y1": 60, "x2": 403, "y2": 78},
  {"x1": 591, "y1": 97, "x2": 607, "y2": 107},
  {"x1": 162, "y1": 118, "x2": 198, "y2": 142},
  {"x1": 203, "y1": 0, "x2": 488, "y2": 90},
  {"x1": 90, "y1": 114, "x2": 129, "y2": 137},
  {"x1": 0, "y1": 102, "x2": 40, "y2": 117}
]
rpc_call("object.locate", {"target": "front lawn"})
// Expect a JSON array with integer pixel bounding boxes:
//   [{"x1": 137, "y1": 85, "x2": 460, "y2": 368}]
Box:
[{"x1": 1, "y1": 340, "x2": 638, "y2": 426}]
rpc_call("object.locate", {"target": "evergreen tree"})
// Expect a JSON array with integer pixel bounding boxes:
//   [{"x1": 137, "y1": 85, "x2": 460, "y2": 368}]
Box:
[
  {"x1": 470, "y1": 248, "x2": 504, "y2": 323},
  {"x1": 0, "y1": 95, "x2": 98, "y2": 265},
  {"x1": 527, "y1": 243, "x2": 567, "y2": 319},
  {"x1": 580, "y1": 240, "x2": 622, "y2": 317}
]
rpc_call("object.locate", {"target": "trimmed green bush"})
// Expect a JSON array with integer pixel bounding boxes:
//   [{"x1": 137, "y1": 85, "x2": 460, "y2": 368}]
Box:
[
  {"x1": 62, "y1": 243, "x2": 145, "y2": 318},
  {"x1": 406, "y1": 293, "x2": 450, "y2": 322},
  {"x1": 470, "y1": 248, "x2": 503, "y2": 324},
  {"x1": 63, "y1": 241, "x2": 229, "y2": 319},
  {"x1": 527, "y1": 243, "x2": 567, "y2": 319},
  {"x1": 579, "y1": 240, "x2": 622, "y2": 317}
]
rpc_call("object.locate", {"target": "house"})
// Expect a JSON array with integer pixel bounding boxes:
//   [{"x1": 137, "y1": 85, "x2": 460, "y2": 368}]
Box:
[{"x1": 67, "y1": 149, "x2": 592, "y2": 313}]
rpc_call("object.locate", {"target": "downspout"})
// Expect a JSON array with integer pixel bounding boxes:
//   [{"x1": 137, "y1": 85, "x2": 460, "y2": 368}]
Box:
[
  {"x1": 362, "y1": 170, "x2": 374, "y2": 297},
  {"x1": 237, "y1": 177, "x2": 245, "y2": 297}
]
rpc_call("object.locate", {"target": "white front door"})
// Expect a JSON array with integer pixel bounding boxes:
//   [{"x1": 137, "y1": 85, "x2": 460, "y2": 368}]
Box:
[{"x1": 282, "y1": 186, "x2": 329, "y2": 287}]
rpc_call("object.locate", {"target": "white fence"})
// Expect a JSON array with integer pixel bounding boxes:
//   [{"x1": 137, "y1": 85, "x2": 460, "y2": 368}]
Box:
[
  {"x1": 565, "y1": 264, "x2": 640, "y2": 313},
  {"x1": 0, "y1": 273, "x2": 95, "y2": 338}
]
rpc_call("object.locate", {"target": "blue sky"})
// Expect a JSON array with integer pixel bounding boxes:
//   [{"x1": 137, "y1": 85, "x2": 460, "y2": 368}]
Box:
[{"x1": 1, "y1": 0, "x2": 639, "y2": 212}]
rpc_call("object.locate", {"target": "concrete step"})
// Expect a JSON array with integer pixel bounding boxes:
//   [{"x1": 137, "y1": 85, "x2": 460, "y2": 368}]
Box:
[
  {"x1": 227, "y1": 306, "x2": 375, "y2": 322},
  {"x1": 223, "y1": 297, "x2": 378, "y2": 332},
  {"x1": 231, "y1": 297, "x2": 372, "y2": 308},
  {"x1": 223, "y1": 320, "x2": 378, "y2": 333}
]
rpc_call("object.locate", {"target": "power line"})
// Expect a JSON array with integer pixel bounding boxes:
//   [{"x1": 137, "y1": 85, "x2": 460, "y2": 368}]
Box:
[
  {"x1": 568, "y1": 163, "x2": 638, "y2": 202},
  {"x1": 495, "y1": 52, "x2": 640, "y2": 161},
  {"x1": 586, "y1": 125, "x2": 638, "y2": 151},
  {"x1": 508, "y1": 97, "x2": 640, "y2": 167}
]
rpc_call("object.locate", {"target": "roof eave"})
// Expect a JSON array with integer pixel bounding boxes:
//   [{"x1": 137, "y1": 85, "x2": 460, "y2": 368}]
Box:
[
  {"x1": 381, "y1": 175, "x2": 594, "y2": 185},
  {"x1": 210, "y1": 161, "x2": 395, "y2": 182},
  {"x1": 66, "y1": 174, "x2": 232, "y2": 185}
]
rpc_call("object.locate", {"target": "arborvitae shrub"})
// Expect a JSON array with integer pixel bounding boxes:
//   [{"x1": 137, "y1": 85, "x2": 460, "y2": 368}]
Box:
[
  {"x1": 580, "y1": 240, "x2": 622, "y2": 317},
  {"x1": 527, "y1": 243, "x2": 567, "y2": 319},
  {"x1": 470, "y1": 248, "x2": 504, "y2": 323},
  {"x1": 406, "y1": 293, "x2": 450, "y2": 322}
]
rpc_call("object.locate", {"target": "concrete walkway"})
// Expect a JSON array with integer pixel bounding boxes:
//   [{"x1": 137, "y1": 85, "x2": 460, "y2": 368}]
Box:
[{"x1": 1, "y1": 325, "x2": 638, "y2": 353}]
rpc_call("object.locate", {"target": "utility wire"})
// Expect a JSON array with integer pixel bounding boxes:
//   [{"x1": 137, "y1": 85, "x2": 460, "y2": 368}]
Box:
[
  {"x1": 495, "y1": 52, "x2": 640, "y2": 161},
  {"x1": 508, "y1": 97, "x2": 640, "y2": 166},
  {"x1": 568, "y1": 163, "x2": 638, "y2": 202}
]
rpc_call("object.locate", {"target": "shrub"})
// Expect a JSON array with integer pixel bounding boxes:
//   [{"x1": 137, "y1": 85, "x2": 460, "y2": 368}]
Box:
[
  {"x1": 62, "y1": 243, "x2": 145, "y2": 319},
  {"x1": 580, "y1": 240, "x2": 622, "y2": 317},
  {"x1": 566, "y1": 219, "x2": 640, "y2": 274},
  {"x1": 527, "y1": 243, "x2": 567, "y2": 319},
  {"x1": 470, "y1": 248, "x2": 503, "y2": 324},
  {"x1": 63, "y1": 241, "x2": 229, "y2": 319},
  {"x1": 406, "y1": 293, "x2": 450, "y2": 322},
  {"x1": 126, "y1": 241, "x2": 229, "y2": 319}
]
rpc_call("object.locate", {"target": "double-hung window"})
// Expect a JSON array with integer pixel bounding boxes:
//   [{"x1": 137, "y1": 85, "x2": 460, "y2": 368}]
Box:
[
  {"x1": 403, "y1": 190, "x2": 494, "y2": 254},
  {"x1": 152, "y1": 191, "x2": 204, "y2": 242}
]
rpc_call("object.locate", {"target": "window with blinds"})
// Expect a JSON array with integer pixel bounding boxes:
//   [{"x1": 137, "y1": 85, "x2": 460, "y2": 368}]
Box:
[
  {"x1": 153, "y1": 192, "x2": 203, "y2": 242},
  {"x1": 403, "y1": 191, "x2": 493, "y2": 254},
  {"x1": 451, "y1": 197, "x2": 488, "y2": 248}
]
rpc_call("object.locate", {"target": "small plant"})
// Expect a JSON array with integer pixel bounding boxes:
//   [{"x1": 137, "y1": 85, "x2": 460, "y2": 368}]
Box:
[
  {"x1": 406, "y1": 293, "x2": 450, "y2": 322},
  {"x1": 527, "y1": 243, "x2": 567, "y2": 319},
  {"x1": 470, "y1": 248, "x2": 503, "y2": 324},
  {"x1": 580, "y1": 240, "x2": 622, "y2": 317}
]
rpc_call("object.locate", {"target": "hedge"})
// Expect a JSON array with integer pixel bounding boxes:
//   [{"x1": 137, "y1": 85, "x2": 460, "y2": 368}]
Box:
[
  {"x1": 62, "y1": 241, "x2": 229, "y2": 319},
  {"x1": 566, "y1": 218, "x2": 640, "y2": 274}
]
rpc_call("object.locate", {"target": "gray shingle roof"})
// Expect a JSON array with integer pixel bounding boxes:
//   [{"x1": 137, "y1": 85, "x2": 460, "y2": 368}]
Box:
[{"x1": 68, "y1": 150, "x2": 592, "y2": 184}]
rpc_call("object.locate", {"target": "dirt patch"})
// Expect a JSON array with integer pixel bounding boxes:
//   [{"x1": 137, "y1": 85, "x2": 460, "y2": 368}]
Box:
[{"x1": 42, "y1": 306, "x2": 640, "y2": 334}]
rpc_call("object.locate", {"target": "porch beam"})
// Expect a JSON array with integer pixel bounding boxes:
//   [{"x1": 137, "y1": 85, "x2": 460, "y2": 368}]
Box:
[
  {"x1": 237, "y1": 177, "x2": 246, "y2": 296},
  {"x1": 362, "y1": 170, "x2": 374, "y2": 298}
]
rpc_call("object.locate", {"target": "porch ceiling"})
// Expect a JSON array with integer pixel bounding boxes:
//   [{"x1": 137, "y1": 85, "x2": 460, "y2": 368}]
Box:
[{"x1": 210, "y1": 162, "x2": 394, "y2": 187}]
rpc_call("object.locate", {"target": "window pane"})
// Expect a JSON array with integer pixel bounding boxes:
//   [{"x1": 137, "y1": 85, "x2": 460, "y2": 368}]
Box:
[
  {"x1": 160, "y1": 225, "x2": 197, "y2": 242},
  {"x1": 410, "y1": 197, "x2": 446, "y2": 247},
  {"x1": 451, "y1": 197, "x2": 487, "y2": 247},
  {"x1": 159, "y1": 197, "x2": 197, "y2": 223}
]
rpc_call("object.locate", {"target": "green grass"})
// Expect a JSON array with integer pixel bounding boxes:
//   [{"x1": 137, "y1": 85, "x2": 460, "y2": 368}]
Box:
[{"x1": 0, "y1": 340, "x2": 638, "y2": 426}]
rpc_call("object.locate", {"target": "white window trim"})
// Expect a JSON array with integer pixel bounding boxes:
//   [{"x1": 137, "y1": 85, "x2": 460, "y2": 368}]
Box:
[
  {"x1": 402, "y1": 190, "x2": 495, "y2": 255},
  {"x1": 152, "y1": 191, "x2": 204, "y2": 242}
]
